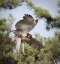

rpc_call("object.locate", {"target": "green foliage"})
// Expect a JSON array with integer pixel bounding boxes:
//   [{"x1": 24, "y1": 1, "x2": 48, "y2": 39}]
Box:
[
  {"x1": 25, "y1": 0, "x2": 36, "y2": 9},
  {"x1": 0, "y1": 0, "x2": 23, "y2": 8},
  {"x1": 34, "y1": 7, "x2": 51, "y2": 19},
  {"x1": 0, "y1": 18, "x2": 7, "y2": 32},
  {"x1": 34, "y1": 33, "x2": 43, "y2": 43},
  {"x1": 26, "y1": 56, "x2": 35, "y2": 63},
  {"x1": 0, "y1": 14, "x2": 16, "y2": 63},
  {"x1": 6, "y1": 52, "x2": 18, "y2": 60},
  {"x1": 0, "y1": 0, "x2": 5, "y2": 7},
  {"x1": 25, "y1": 43, "x2": 38, "y2": 56},
  {"x1": 7, "y1": 14, "x2": 15, "y2": 31},
  {"x1": 25, "y1": 0, "x2": 51, "y2": 19},
  {"x1": 58, "y1": 0, "x2": 60, "y2": 6},
  {"x1": 16, "y1": 43, "x2": 38, "y2": 64},
  {"x1": 35, "y1": 32, "x2": 60, "y2": 64},
  {"x1": 0, "y1": 14, "x2": 15, "y2": 33}
]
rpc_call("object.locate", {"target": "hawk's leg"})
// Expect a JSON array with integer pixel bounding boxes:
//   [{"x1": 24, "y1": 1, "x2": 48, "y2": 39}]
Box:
[
  {"x1": 14, "y1": 36, "x2": 21, "y2": 54},
  {"x1": 21, "y1": 42, "x2": 26, "y2": 55}
]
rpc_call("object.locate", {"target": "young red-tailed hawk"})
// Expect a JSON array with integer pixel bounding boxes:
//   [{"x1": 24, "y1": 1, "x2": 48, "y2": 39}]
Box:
[{"x1": 14, "y1": 14, "x2": 38, "y2": 54}]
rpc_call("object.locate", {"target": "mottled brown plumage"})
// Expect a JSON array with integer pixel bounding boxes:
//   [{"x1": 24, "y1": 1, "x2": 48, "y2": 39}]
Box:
[{"x1": 15, "y1": 14, "x2": 38, "y2": 35}]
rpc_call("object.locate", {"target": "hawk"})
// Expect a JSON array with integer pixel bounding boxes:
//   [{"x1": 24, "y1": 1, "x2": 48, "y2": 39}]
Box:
[{"x1": 14, "y1": 14, "x2": 38, "y2": 54}]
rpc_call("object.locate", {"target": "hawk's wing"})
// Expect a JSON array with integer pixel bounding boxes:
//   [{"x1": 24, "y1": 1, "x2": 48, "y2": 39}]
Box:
[
  {"x1": 26, "y1": 38, "x2": 43, "y2": 50},
  {"x1": 23, "y1": 14, "x2": 34, "y2": 21},
  {"x1": 15, "y1": 14, "x2": 38, "y2": 34}
]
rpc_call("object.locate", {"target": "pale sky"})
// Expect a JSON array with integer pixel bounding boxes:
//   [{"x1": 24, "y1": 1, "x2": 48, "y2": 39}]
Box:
[{"x1": 0, "y1": 0, "x2": 60, "y2": 38}]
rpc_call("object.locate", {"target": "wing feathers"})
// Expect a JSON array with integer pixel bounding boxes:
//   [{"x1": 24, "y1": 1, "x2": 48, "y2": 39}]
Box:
[{"x1": 15, "y1": 14, "x2": 38, "y2": 33}]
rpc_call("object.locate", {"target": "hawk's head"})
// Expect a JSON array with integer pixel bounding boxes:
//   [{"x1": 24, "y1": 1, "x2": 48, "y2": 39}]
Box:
[{"x1": 21, "y1": 33, "x2": 32, "y2": 42}]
